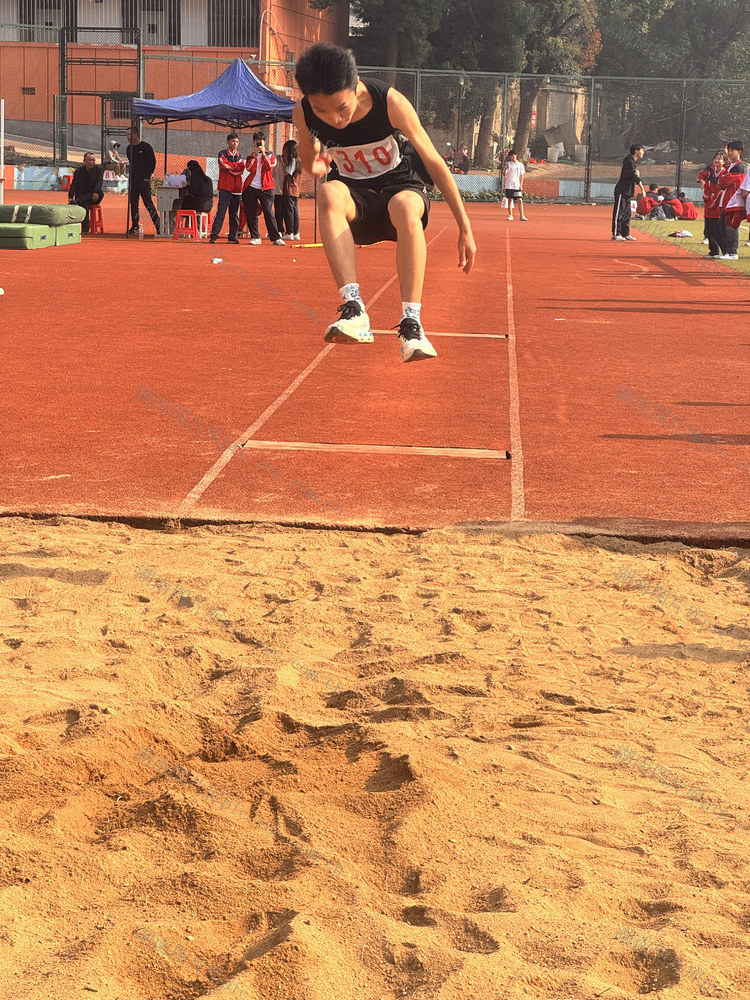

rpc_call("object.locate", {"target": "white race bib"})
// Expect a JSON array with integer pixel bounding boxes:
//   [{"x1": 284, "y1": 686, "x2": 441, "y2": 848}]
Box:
[{"x1": 328, "y1": 134, "x2": 402, "y2": 180}]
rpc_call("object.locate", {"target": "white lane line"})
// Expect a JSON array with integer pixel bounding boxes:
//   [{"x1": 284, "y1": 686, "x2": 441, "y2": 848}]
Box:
[
  {"x1": 613, "y1": 258, "x2": 650, "y2": 272},
  {"x1": 371, "y1": 329, "x2": 508, "y2": 339},
  {"x1": 238, "y1": 440, "x2": 509, "y2": 459},
  {"x1": 506, "y1": 228, "x2": 526, "y2": 521},
  {"x1": 179, "y1": 225, "x2": 450, "y2": 514}
]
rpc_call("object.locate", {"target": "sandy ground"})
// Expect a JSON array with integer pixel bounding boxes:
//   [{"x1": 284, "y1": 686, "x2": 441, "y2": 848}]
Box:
[{"x1": 1, "y1": 516, "x2": 749, "y2": 1000}]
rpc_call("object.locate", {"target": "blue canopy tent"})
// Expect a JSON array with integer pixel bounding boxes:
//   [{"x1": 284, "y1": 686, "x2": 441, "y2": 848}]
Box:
[
  {"x1": 126, "y1": 59, "x2": 311, "y2": 237},
  {"x1": 131, "y1": 58, "x2": 295, "y2": 129}
]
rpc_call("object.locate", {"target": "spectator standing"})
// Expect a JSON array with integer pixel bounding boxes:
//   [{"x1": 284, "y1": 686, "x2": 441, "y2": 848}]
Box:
[
  {"x1": 181, "y1": 160, "x2": 214, "y2": 214},
  {"x1": 716, "y1": 139, "x2": 746, "y2": 259},
  {"x1": 242, "y1": 131, "x2": 286, "y2": 246},
  {"x1": 210, "y1": 132, "x2": 244, "y2": 244},
  {"x1": 503, "y1": 150, "x2": 528, "y2": 221},
  {"x1": 125, "y1": 126, "x2": 160, "y2": 235},
  {"x1": 698, "y1": 151, "x2": 728, "y2": 258},
  {"x1": 612, "y1": 143, "x2": 646, "y2": 241},
  {"x1": 272, "y1": 152, "x2": 287, "y2": 237},
  {"x1": 281, "y1": 139, "x2": 301, "y2": 240},
  {"x1": 68, "y1": 152, "x2": 104, "y2": 234}
]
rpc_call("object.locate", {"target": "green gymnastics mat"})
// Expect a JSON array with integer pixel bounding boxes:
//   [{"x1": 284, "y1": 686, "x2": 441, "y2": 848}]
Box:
[
  {"x1": 54, "y1": 223, "x2": 82, "y2": 246},
  {"x1": 0, "y1": 204, "x2": 86, "y2": 226},
  {"x1": 0, "y1": 223, "x2": 55, "y2": 249}
]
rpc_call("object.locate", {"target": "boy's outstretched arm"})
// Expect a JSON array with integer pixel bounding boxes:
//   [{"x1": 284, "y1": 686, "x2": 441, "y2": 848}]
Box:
[{"x1": 387, "y1": 90, "x2": 476, "y2": 273}]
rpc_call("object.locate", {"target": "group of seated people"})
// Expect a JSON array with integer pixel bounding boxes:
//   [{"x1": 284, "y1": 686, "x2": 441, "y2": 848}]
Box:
[{"x1": 634, "y1": 183, "x2": 698, "y2": 221}]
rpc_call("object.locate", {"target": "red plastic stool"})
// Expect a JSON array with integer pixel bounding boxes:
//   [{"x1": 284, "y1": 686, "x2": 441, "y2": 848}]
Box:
[
  {"x1": 88, "y1": 203, "x2": 104, "y2": 234},
  {"x1": 173, "y1": 209, "x2": 199, "y2": 240},
  {"x1": 61, "y1": 174, "x2": 73, "y2": 192}
]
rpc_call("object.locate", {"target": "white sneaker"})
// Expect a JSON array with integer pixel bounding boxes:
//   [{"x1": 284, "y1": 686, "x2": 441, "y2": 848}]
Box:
[
  {"x1": 507, "y1": 215, "x2": 513, "y2": 221},
  {"x1": 611, "y1": 235, "x2": 626, "y2": 241},
  {"x1": 745, "y1": 240, "x2": 750, "y2": 247},
  {"x1": 519, "y1": 215, "x2": 529, "y2": 221},
  {"x1": 293, "y1": 233, "x2": 300, "y2": 240},
  {"x1": 324, "y1": 300, "x2": 373, "y2": 344},
  {"x1": 723, "y1": 253, "x2": 739, "y2": 260},
  {"x1": 398, "y1": 318, "x2": 437, "y2": 363},
  {"x1": 282, "y1": 234, "x2": 296, "y2": 240},
  {"x1": 272, "y1": 239, "x2": 286, "y2": 246},
  {"x1": 249, "y1": 237, "x2": 261, "y2": 245},
  {"x1": 702, "y1": 238, "x2": 709, "y2": 245},
  {"x1": 624, "y1": 235, "x2": 637, "y2": 241}
]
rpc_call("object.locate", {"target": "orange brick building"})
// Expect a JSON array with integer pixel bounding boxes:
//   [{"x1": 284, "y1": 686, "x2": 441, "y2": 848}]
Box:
[{"x1": 0, "y1": 0, "x2": 349, "y2": 151}]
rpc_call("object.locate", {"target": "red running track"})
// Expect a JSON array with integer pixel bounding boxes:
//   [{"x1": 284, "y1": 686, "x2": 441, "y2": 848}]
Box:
[{"x1": 1, "y1": 194, "x2": 748, "y2": 535}]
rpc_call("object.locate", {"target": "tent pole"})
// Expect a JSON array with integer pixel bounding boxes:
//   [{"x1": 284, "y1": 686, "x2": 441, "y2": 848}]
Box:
[
  {"x1": 164, "y1": 120, "x2": 168, "y2": 174},
  {"x1": 314, "y1": 176, "x2": 317, "y2": 243}
]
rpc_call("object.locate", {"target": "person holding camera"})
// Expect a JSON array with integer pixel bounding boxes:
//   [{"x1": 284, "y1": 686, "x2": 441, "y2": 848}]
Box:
[{"x1": 241, "y1": 131, "x2": 286, "y2": 246}]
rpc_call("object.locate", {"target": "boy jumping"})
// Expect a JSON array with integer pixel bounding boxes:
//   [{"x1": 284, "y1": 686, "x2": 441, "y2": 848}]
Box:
[{"x1": 293, "y1": 43, "x2": 476, "y2": 362}]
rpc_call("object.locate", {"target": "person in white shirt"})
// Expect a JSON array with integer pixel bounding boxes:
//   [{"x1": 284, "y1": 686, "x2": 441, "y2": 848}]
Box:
[{"x1": 503, "y1": 150, "x2": 528, "y2": 221}]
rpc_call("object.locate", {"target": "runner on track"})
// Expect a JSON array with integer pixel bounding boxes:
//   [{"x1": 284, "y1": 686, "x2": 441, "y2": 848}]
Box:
[{"x1": 292, "y1": 42, "x2": 477, "y2": 363}]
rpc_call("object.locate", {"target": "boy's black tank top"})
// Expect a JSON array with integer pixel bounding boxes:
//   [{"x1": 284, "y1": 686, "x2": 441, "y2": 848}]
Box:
[{"x1": 301, "y1": 79, "x2": 430, "y2": 191}]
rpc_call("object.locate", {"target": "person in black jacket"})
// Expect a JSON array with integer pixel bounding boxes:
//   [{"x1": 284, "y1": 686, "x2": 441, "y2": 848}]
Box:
[
  {"x1": 180, "y1": 160, "x2": 214, "y2": 214},
  {"x1": 68, "y1": 152, "x2": 104, "y2": 234},
  {"x1": 612, "y1": 143, "x2": 646, "y2": 241},
  {"x1": 126, "y1": 126, "x2": 160, "y2": 235}
]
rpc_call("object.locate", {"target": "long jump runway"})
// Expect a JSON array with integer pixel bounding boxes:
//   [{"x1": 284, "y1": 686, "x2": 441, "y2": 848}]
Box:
[{"x1": 1, "y1": 200, "x2": 748, "y2": 537}]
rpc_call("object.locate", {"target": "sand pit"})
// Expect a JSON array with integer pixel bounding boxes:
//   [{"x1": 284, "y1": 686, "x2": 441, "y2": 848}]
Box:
[{"x1": 1, "y1": 516, "x2": 749, "y2": 1000}]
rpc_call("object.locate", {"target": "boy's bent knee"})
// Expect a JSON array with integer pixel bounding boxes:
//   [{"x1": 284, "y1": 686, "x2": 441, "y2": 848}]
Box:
[{"x1": 318, "y1": 181, "x2": 350, "y2": 212}]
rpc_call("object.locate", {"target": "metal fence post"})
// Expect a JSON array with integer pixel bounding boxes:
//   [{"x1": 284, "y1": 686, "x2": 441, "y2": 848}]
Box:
[
  {"x1": 415, "y1": 68, "x2": 421, "y2": 117},
  {"x1": 501, "y1": 73, "x2": 509, "y2": 149},
  {"x1": 58, "y1": 26, "x2": 68, "y2": 162},
  {"x1": 584, "y1": 76, "x2": 595, "y2": 202},
  {"x1": 676, "y1": 78, "x2": 687, "y2": 193}
]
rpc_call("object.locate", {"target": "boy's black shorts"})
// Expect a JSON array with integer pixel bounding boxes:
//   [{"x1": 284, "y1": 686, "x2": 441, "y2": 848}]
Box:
[
  {"x1": 505, "y1": 188, "x2": 523, "y2": 200},
  {"x1": 343, "y1": 181, "x2": 431, "y2": 246}
]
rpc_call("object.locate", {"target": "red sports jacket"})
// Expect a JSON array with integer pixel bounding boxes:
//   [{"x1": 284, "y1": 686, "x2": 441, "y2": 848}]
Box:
[
  {"x1": 217, "y1": 148, "x2": 245, "y2": 194},
  {"x1": 636, "y1": 194, "x2": 657, "y2": 215},
  {"x1": 242, "y1": 152, "x2": 276, "y2": 193},
  {"x1": 679, "y1": 199, "x2": 698, "y2": 220},
  {"x1": 698, "y1": 168, "x2": 723, "y2": 219}
]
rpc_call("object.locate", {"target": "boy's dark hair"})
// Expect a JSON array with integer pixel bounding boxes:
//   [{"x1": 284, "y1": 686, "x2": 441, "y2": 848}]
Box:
[
  {"x1": 630, "y1": 143, "x2": 644, "y2": 155},
  {"x1": 227, "y1": 132, "x2": 239, "y2": 141},
  {"x1": 295, "y1": 42, "x2": 358, "y2": 96},
  {"x1": 253, "y1": 130, "x2": 266, "y2": 142},
  {"x1": 648, "y1": 183, "x2": 658, "y2": 191},
  {"x1": 507, "y1": 148, "x2": 516, "y2": 156},
  {"x1": 727, "y1": 139, "x2": 744, "y2": 151}
]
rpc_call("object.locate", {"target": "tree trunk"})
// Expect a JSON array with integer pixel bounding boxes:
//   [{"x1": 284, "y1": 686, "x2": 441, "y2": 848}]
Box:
[
  {"x1": 514, "y1": 77, "x2": 543, "y2": 160},
  {"x1": 474, "y1": 81, "x2": 500, "y2": 169}
]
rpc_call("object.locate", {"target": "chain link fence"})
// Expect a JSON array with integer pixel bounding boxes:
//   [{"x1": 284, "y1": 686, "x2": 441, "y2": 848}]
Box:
[{"x1": 1, "y1": 23, "x2": 746, "y2": 202}]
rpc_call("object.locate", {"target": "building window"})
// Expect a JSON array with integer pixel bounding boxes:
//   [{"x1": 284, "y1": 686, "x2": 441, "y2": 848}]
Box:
[{"x1": 209, "y1": 0, "x2": 260, "y2": 48}]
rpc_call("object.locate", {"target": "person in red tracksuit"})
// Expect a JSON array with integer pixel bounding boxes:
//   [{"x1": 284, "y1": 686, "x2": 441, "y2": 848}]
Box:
[
  {"x1": 636, "y1": 184, "x2": 659, "y2": 216},
  {"x1": 677, "y1": 191, "x2": 698, "y2": 220},
  {"x1": 210, "y1": 132, "x2": 244, "y2": 243},
  {"x1": 241, "y1": 131, "x2": 286, "y2": 246},
  {"x1": 715, "y1": 139, "x2": 746, "y2": 258},
  {"x1": 663, "y1": 191, "x2": 684, "y2": 219},
  {"x1": 699, "y1": 151, "x2": 728, "y2": 257}
]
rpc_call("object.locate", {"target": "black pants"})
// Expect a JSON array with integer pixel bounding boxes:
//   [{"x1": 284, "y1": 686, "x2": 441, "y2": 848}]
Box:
[
  {"x1": 283, "y1": 195, "x2": 299, "y2": 235},
  {"x1": 719, "y1": 211, "x2": 738, "y2": 255},
  {"x1": 130, "y1": 176, "x2": 159, "y2": 230},
  {"x1": 242, "y1": 187, "x2": 280, "y2": 241},
  {"x1": 181, "y1": 194, "x2": 213, "y2": 214},
  {"x1": 72, "y1": 191, "x2": 103, "y2": 234},
  {"x1": 705, "y1": 217, "x2": 723, "y2": 255},
  {"x1": 211, "y1": 189, "x2": 240, "y2": 240},
  {"x1": 274, "y1": 195, "x2": 285, "y2": 234},
  {"x1": 612, "y1": 192, "x2": 631, "y2": 237}
]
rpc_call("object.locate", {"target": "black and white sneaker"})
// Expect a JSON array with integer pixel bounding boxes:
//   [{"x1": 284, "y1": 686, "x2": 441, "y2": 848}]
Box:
[
  {"x1": 324, "y1": 300, "x2": 373, "y2": 344},
  {"x1": 397, "y1": 318, "x2": 437, "y2": 363}
]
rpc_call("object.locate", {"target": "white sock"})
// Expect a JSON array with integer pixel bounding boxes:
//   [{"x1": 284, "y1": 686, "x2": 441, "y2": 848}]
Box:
[
  {"x1": 339, "y1": 283, "x2": 364, "y2": 308},
  {"x1": 402, "y1": 301, "x2": 422, "y2": 323}
]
